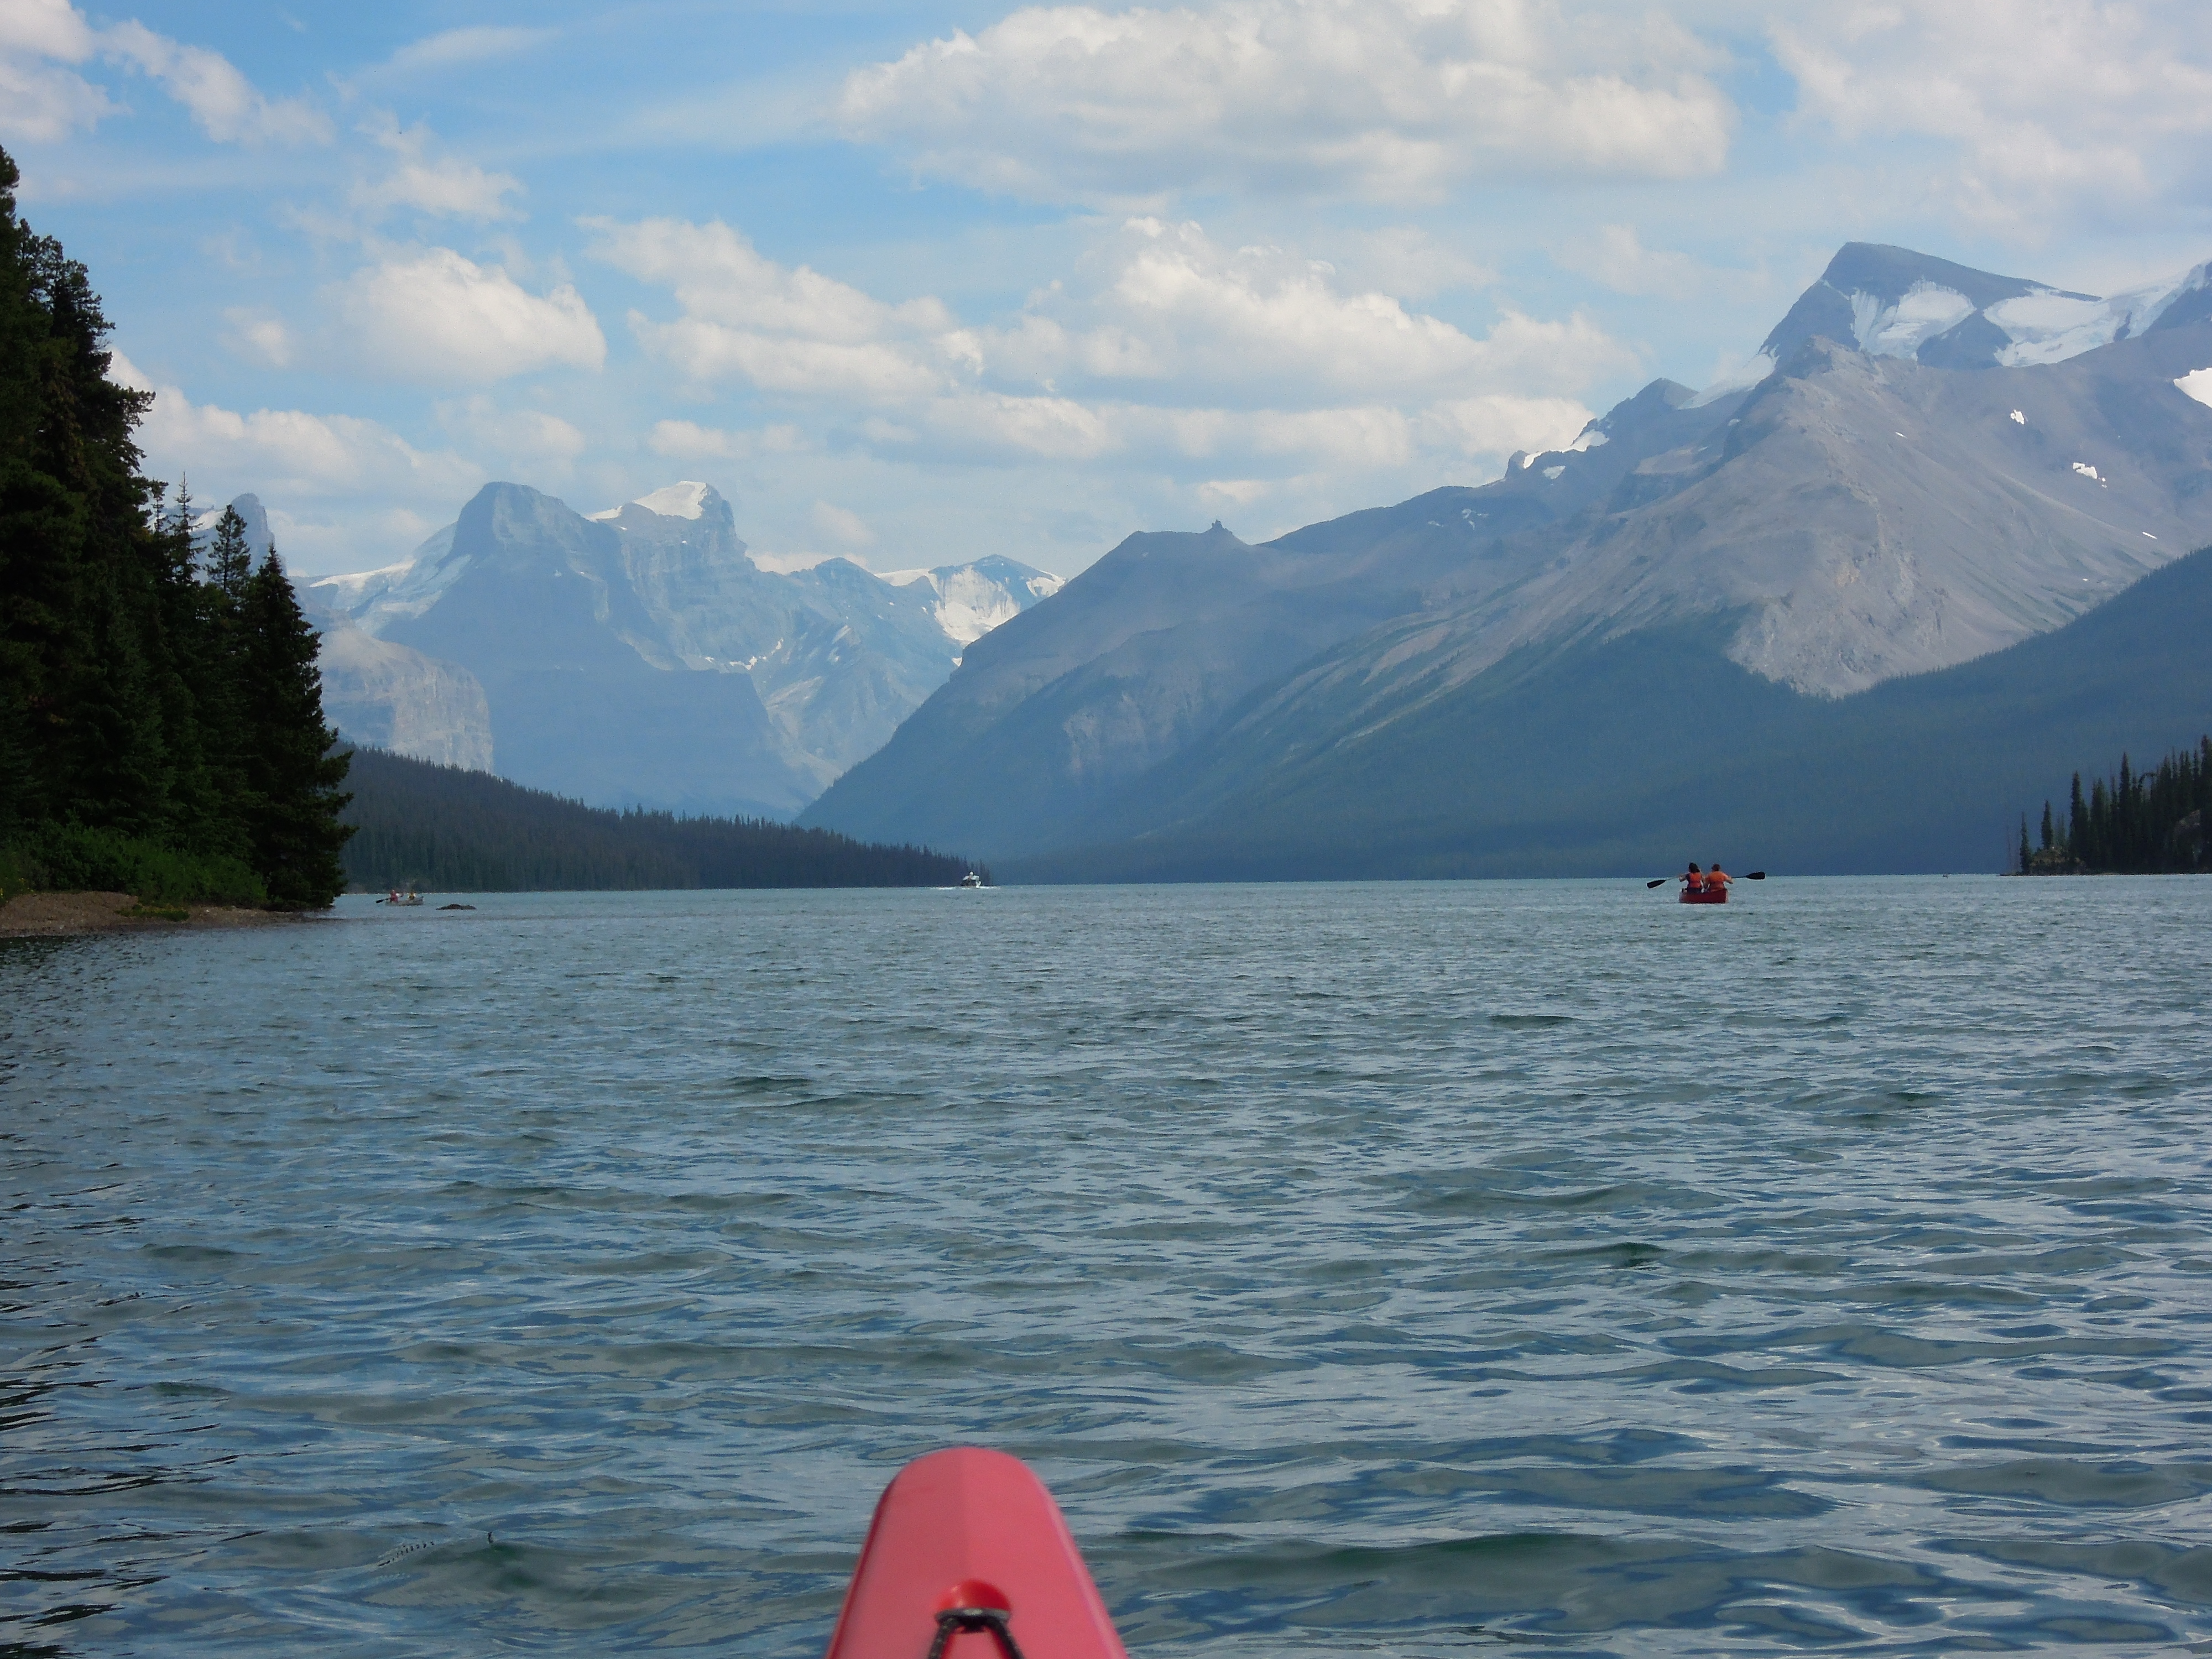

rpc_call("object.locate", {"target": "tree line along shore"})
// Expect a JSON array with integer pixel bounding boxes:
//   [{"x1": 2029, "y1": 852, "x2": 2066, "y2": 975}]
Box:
[
  {"x1": 0, "y1": 144, "x2": 349, "y2": 912},
  {"x1": 0, "y1": 141, "x2": 975, "y2": 920},
  {"x1": 2017, "y1": 738, "x2": 2211, "y2": 876},
  {"x1": 340, "y1": 747, "x2": 977, "y2": 893}
]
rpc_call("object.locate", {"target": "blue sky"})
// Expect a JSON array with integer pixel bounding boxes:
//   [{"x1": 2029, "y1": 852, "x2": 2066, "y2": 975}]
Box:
[{"x1": 7, "y1": 0, "x2": 2210, "y2": 577}]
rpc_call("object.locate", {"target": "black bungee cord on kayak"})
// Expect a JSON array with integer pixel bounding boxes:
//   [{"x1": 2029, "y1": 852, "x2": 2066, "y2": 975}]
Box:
[{"x1": 926, "y1": 1604, "x2": 1027, "y2": 1659}]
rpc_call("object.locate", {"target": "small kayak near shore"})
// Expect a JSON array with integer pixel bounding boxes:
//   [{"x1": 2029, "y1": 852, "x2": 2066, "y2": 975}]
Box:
[{"x1": 825, "y1": 1448, "x2": 1126, "y2": 1659}]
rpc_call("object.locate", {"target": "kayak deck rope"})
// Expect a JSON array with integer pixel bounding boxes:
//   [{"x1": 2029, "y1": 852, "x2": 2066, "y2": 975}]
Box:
[{"x1": 927, "y1": 1605, "x2": 1026, "y2": 1659}]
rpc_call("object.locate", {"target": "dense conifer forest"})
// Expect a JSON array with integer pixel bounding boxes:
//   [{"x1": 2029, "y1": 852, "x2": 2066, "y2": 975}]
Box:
[
  {"x1": 343, "y1": 746, "x2": 977, "y2": 891},
  {"x1": 2018, "y1": 738, "x2": 2212, "y2": 875},
  {"x1": 0, "y1": 145, "x2": 352, "y2": 907}
]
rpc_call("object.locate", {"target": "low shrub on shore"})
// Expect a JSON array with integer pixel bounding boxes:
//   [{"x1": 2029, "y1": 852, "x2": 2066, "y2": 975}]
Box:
[{"x1": 0, "y1": 825, "x2": 267, "y2": 907}]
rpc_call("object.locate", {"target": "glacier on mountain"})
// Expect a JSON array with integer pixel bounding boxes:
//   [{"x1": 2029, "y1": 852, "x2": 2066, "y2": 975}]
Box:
[
  {"x1": 1741, "y1": 244, "x2": 2212, "y2": 394},
  {"x1": 879, "y1": 557, "x2": 1067, "y2": 646}
]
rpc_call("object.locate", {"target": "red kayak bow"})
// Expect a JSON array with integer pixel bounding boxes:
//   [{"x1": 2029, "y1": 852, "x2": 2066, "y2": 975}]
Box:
[{"x1": 825, "y1": 1448, "x2": 1128, "y2": 1659}]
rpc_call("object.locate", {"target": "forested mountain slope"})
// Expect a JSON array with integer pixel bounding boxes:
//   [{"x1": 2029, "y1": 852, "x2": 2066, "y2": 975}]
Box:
[{"x1": 341, "y1": 746, "x2": 971, "y2": 891}]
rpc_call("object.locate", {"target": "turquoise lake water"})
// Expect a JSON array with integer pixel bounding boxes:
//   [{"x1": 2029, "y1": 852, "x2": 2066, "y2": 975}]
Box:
[{"x1": 4, "y1": 877, "x2": 2210, "y2": 1656}]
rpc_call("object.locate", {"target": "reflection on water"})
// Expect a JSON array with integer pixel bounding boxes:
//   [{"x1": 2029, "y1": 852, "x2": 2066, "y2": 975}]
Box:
[{"x1": 3, "y1": 877, "x2": 2210, "y2": 1655}]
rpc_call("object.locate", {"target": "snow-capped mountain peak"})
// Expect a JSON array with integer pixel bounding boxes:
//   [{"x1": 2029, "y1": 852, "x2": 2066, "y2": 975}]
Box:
[
  {"x1": 876, "y1": 557, "x2": 1067, "y2": 645},
  {"x1": 593, "y1": 481, "x2": 715, "y2": 522},
  {"x1": 1742, "y1": 243, "x2": 2212, "y2": 389}
]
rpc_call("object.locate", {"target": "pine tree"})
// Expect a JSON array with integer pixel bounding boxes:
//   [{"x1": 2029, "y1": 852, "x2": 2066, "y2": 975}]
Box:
[
  {"x1": 237, "y1": 548, "x2": 352, "y2": 906},
  {"x1": 206, "y1": 504, "x2": 253, "y2": 599},
  {"x1": 2018, "y1": 814, "x2": 2031, "y2": 875},
  {"x1": 2039, "y1": 801, "x2": 2054, "y2": 853}
]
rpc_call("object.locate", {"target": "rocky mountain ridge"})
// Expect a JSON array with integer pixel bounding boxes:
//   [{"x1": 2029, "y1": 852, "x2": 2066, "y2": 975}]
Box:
[
  {"x1": 803, "y1": 242, "x2": 2212, "y2": 867},
  {"x1": 286, "y1": 481, "x2": 1058, "y2": 815}
]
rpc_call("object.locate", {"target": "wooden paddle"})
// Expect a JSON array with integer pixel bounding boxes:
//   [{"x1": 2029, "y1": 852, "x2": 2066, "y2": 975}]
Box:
[{"x1": 1647, "y1": 871, "x2": 1766, "y2": 887}]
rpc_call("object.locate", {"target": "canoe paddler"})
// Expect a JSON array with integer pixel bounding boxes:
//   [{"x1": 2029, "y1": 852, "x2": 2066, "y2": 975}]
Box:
[
  {"x1": 1704, "y1": 862, "x2": 1732, "y2": 897},
  {"x1": 1679, "y1": 862, "x2": 1703, "y2": 895}
]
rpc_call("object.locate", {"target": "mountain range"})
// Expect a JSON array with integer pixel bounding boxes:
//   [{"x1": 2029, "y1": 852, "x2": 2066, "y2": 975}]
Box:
[
  {"x1": 802, "y1": 242, "x2": 2212, "y2": 874},
  {"x1": 279, "y1": 481, "x2": 1058, "y2": 818}
]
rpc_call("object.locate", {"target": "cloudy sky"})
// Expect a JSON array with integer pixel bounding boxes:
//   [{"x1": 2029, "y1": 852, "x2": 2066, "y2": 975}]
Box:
[{"x1": 7, "y1": 0, "x2": 2211, "y2": 578}]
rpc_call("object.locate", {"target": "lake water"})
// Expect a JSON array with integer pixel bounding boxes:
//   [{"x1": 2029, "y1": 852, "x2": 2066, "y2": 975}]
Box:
[{"x1": 4, "y1": 877, "x2": 2210, "y2": 1657}]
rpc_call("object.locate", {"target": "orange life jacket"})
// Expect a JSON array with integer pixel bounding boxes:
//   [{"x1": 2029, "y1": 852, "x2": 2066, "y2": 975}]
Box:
[
  {"x1": 1683, "y1": 869, "x2": 1703, "y2": 891},
  {"x1": 1705, "y1": 868, "x2": 1730, "y2": 890}
]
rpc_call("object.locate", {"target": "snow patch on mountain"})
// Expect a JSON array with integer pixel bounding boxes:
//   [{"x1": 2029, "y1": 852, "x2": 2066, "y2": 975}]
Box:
[
  {"x1": 2174, "y1": 368, "x2": 2212, "y2": 409},
  {"x1": 877, "y1": 559, "x2": 1067, "y2": 645},
  {"x1": 593, "y1": 481, "x2": 712, "y2": 522},
  {"x1": 1745, "y1": 244, "x2": 2212, "y2": 393},
  {"x1": 308, "y1": 524, "x2": 465, "y2": 636},
  {"x1": 1853, "y1": 282, "x2": 1974, "y2": 358}
]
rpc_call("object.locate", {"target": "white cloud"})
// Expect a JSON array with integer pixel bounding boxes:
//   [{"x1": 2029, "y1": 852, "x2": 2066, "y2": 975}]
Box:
[
  {"x1": 384, "y1": 25, "x2": 556, "y2": 75},
  {"x1": 632, "y1": 312, "x2": 947, "y2": 401},
  {"x1": 1037, "y1": 219, "x2": 1629, "y2": 403},
  {"x1": 592, "y1": 217, "x2": 961, "y2": 399},
  {"x1": 0, "y1": 52, "x2": 113, "y2": 143},
  {"x1": 838, "y1": 0, "x2": 1734, "y2": 204},
  {"x1": 1329, "y1": 225, "x2": 1496, "y2": 300},
  {"x1": 811, "y1": 500, "x2": 877, "y2": 547},
  {"x1": 1417, "y1": 394, "x2": 1593, "y2": 460},
  {"x1": 1770, "y1": 0, "x2": 2212, "y2": 228},
  {"x1": 353, "y1": 120, "x2": 523, "y2": 222},
  {"x1": 0, "y1": 0, "x2": 110, "y2": 142},
  {"x1": 329, "y1": 249, "x2": 606, "y2": 383},
  {"x1": 0, "y1": 0, "x2": 96, "y2": 56},
  {"x1": 101, "y1": 20, "x2": 330, "y2": 146},
  {"x1": 222, "y1": 308, "x2": 295, "y2": 367},
  {"x1": 0, "y1": 3, "x2": 328, "y2": 146},
  {"x1": 598, "y1": 212, "x2": 1609, "y2": 489},
  {"x1": 589, "y1": 217, "x2": 950, "y2": 341},
  {"x1": 648, "y1": 420, "x2": 808, "y2": 462},
  {"x1": 1198, "y1": 477, "x2": 1270, "y2": 505},
  {"x1": 436, "y1": 396, "x2": 587, "y2": 474},
  {"x1": 112, "y1": 352, "x2": 483, "y2": 567},
  {"x1": 1553, "y1": 223, "x2": 1709, "y2": 299},
  {"x1": 601, "y1": 213, "x2": 1621, "y2": 422}
]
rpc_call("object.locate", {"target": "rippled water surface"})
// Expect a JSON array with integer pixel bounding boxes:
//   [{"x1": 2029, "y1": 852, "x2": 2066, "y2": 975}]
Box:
[{"x1": 5, "y1": 878, "x2": 2211, "y2": 1656}]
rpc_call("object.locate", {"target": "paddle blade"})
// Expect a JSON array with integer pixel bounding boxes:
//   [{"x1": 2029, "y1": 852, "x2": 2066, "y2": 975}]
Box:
[
  {"x1": 1646, "y1": 879, "x2": 1668, "y2": 888},
  {"x1": 1746, "y1": 871, "x2": 1766, "y2": 880}
]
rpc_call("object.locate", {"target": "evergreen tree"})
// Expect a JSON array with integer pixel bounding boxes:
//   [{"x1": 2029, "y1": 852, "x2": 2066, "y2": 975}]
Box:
[
  {"x1": 206, "y1": 503, "x2": 253, "y2": 599},
  {"x1": 1, "y1": 141, "x2": 354, "y2": 906},
  {"x1": 2039, "y1": 800, "x2": 2054, "y2": 852},
  {"x1": 2027, "y1": 739, "x2": 2212, "y2": 874},
  {"x1": 237, "y1": 548, "x2": 352, "y2": 906}
]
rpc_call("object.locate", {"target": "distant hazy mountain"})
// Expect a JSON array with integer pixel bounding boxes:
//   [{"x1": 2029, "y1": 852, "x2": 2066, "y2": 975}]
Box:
[
  {"x1": 304, "y1": 480, "x2": 1057, "y2": 815},
  {"x1": 803, "y1": 243, "x2": 2212, "y2": 871}
]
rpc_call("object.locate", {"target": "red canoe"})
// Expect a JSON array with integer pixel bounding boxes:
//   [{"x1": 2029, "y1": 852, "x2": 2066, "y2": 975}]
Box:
[
  {"x1": 1679, "y1": 886, "x2": 1728, "y2": 904},
  {"x1": 825, "y1": 1448, "x2": 1128, "y2": 1659}
]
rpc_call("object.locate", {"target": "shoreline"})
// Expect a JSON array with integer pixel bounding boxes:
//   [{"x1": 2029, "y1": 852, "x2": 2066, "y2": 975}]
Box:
[{"x1": 0, "y1": 891, "x2": 317, "y2": 940}]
